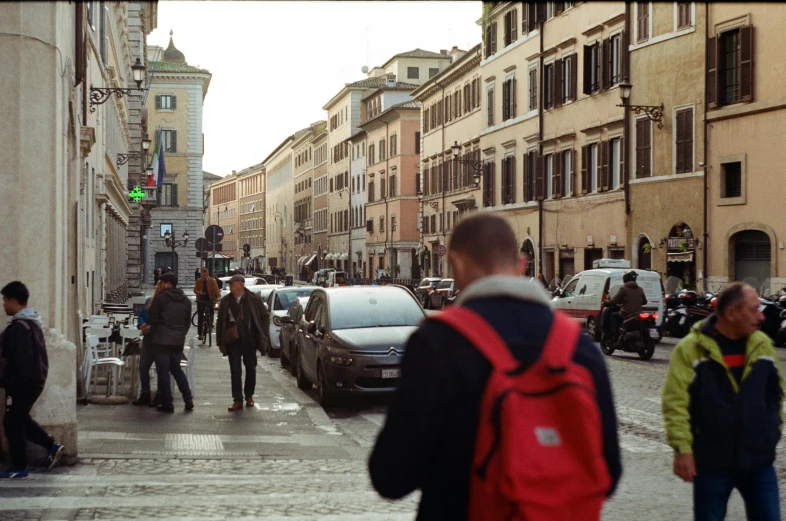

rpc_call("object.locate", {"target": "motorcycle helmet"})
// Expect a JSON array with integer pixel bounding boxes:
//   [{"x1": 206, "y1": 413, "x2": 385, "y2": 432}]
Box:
[
  {"x1": 710, "y1": 296, "x2": 718, "y2": 309},
  {"x1": 623, "y1": 270, "x2": 638, "y2": 283}
]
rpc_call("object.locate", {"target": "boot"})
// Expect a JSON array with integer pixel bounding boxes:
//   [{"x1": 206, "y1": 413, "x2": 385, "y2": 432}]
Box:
[
  {"x1": 148, "y1": 393, "x2": 162, "y2": 408},
  {"x1": 132, "y1": 393, "x2": 151, "y2": 406}
]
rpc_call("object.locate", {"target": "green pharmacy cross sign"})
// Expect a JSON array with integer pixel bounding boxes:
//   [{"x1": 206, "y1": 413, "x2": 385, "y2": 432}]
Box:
[{"x1": 128, "y1": 186, "x2": 146, "y2": 203}]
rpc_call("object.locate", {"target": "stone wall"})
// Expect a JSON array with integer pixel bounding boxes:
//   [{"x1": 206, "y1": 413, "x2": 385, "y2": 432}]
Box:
[{"x1": 146, "y1": 207, "x2": 204, "y2": 282}]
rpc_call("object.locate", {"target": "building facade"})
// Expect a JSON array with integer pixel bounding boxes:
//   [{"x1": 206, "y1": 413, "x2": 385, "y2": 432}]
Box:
[
  {"x1": 237, "y1": 164, "x2": 266, "y2": 273},
  {"x1": 311, "y1": 124, "x2": 329, "y2": 271},
  {"x1": 349, "y1": 130, "x2": 368, "y2": 277},
  {"x1": 292, "y1": 123, "x2": 325, "y2": 279},
  {"x1": 264, "y1": 135, "x2": 296, "y2": 274},
  {"x1": 144, "y1": 32, "x2": 211, "y2": 280},
  {"x1": 208, "y1": 173, "x2": 238, "y2": 268}
]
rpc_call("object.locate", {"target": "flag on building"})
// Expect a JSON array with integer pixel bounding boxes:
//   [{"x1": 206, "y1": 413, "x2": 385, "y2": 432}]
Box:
[{"x1": 156, "y1": 128, "x2": 167, "y2": 188}]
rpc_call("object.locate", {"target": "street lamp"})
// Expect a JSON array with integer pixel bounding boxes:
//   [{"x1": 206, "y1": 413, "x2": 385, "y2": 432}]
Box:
[
  {"x1": 451, "y1": 141, "x2": 483, "y2": 187},
  {"x1": 117, "y1": 137, "x2": 151, "y2": 167},
  {"x1": 90, "y1": 57, "x2": 148, "y2": 113},
  {"x1": 616, "y1": 81, "x2": 664, "y2": 129},
  {"x1": 163, "y1": 229, "x2": 189, "y2": 277}
]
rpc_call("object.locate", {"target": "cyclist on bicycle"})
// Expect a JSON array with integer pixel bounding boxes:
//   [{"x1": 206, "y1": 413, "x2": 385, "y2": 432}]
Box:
[{"x1": 194, "y1": 268, "x2": 220, "y2": 342}]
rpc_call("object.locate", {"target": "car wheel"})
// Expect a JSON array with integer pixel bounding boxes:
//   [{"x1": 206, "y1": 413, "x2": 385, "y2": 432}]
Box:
[
  {"x1": 638, "y1": 340, "x2": 656, "y2": 360},
  {"x1": 269, "y1": 345, "x2": 280, "y2": 359},
  {"x1": 295, "y1": 348, "x2": 312, "y2": 390},
  {"x1": 587, "y1": 317, "x2": 600, "y2": 341},
  {"x1": 600, "y1": 331, "x2": 615, "y2": 356},
  {"x1": 279, "y1": 335, "x2": 289, "y2": 367},
  {"x1": 317, "y1": 363, "x2": 335, "y2": 408}
]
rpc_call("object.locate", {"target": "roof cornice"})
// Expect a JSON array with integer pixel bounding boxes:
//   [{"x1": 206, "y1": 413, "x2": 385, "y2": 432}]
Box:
[{"x1": 411, "y1": 44, "x2": 482, "y2": 101}]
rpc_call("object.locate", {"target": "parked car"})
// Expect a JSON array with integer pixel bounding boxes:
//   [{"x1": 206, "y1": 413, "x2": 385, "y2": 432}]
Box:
[
  {"x1": 265, "y1": 286, "x2": 320, "y2": 357},
  {"x1": 428, "y1": 279, "x2": 456, "y2": 309},
  {"x1": 326, "y1": 271, "x2": 348, "y2": 287},
  {"x1": 219, "y1": 277, "x2": 273, "y2": 298},
  {"x1": 280, "y1": 297, "x2": 310, "y2": 372},
  {"x1": 292, "y1": 286, "x2": 425, "y2": 407},
  {"x1": 414, "y1": 277, "x2": 442, "y2": 308},
  {"x1": 313, "y1": 268, "x2": 335, "y2": 286}
]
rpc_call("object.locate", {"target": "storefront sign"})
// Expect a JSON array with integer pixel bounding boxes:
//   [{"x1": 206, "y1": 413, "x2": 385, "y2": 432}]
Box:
[{"x1": 668, "y1": 237, "x2": 695, "y2": 250}]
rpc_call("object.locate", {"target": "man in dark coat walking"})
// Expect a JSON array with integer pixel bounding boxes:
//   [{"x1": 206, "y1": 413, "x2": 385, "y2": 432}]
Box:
[{"x1": 216, "y1": 274, "x2": 270, "y2": 411}]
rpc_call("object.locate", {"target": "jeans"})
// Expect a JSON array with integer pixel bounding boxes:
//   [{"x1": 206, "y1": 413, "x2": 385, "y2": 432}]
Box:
[
  {"x1": 694, "y1": 465, "x2": 781, "y2": 521},
  {"x1": 4, "y1": 390, "x2": 55, "y2": 469},
  {"x1": 611, "y1": 312, "x2": 624, "y2": 336},
  {"x1": 153, "y1": 349, "x2": 192, "y2": 407},
  {"x1": 196, "y1": 300, "x2": 214, "y2": 336},
  {"x1": 228, "y1": 342, "x2": 256, "y2": 402},
  {"x1": 138, "y1": 342, "x2": 155, "y2": 395}
]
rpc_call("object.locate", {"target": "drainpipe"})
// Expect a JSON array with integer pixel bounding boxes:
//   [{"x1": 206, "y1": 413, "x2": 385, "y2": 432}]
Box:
[
  {"x1": 538, "y1": 17, "x2": 544, "y2": 273},
  {"x1": 385, "y1": 120, "x2": 391, "y2": 274},
  {"x1": 623, "y1": 2, "x2": 631, "y2": 216},
  {"x1": 702, "y1": 1, "x2": 709, "y2": 291},
  {"x1": 434, "y1": 79, "x2": 447, "y2": 277}
]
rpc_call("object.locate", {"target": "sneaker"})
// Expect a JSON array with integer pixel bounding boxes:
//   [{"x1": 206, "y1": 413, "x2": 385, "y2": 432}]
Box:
[
  {"x1": 132, "y1": 393, "x2": 151, "y2": 406},
  {"x1": 0, "y1": 468, "x2": 28, "y2": 479},
  {"x1": 184, "y1": 400, "x2": 194, "y2": 411},
  {"x1": 45, "y1": 444, "x2": 64, "y2": 470},
  {"x1": 156, "y1": 404, "x2": 175, "y2": 413}
]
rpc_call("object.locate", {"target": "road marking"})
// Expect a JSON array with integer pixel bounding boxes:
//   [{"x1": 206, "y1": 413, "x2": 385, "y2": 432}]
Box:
[
  {"x1": 361, "y1": 413, "x2": 386, "y2": 428},
  {"x1": 254, "y1": 402, "x2": 301, "y2": 412},
  {"x1": 165, "y1": 434, "x2": 224, "y2": 451}
]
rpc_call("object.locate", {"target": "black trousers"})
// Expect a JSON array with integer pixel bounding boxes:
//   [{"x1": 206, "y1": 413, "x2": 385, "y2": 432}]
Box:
[
  {"x1": 228, "y1": 342, "x2": 256, "y2": 402},
  {"x1": 4, "y1": 390, "x2": 54, "y2": 469},
  {"x1": 196, "y1": 300, "x2": 214, "y2": 335}
]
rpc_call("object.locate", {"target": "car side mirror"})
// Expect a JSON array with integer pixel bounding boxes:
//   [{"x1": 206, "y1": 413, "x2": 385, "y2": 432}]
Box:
[
  {"x1": 280, "y1": 316, "x2": 293, "y2": 325},
  {"x1": 263, "y1": 302, "x2": 269, "y2": 311}
]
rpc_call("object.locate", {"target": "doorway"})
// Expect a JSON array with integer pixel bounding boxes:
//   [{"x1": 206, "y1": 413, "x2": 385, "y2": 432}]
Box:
[
  {"x1": 584, "y1": 248, "x2": 603, "y2": 270},
  {"x1": 732, "y1": 230, "x2": 771, "y2": 291}
]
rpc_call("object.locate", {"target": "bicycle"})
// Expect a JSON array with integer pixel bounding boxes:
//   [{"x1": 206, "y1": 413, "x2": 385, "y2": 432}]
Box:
[{"x1": 191, "y1": 300, "x2": 215, "y2": 346}]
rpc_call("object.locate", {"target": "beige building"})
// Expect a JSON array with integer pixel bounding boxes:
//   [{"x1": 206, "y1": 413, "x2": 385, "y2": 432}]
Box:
[
  {"x1": 145, "y1": 32, "x2": 211, "y2": 279},
  {"x1": 311, "y1": 124, "x2": 330, "y2": 270},
  {"x1": 237, "y1": 163, "x2": 266, "y2": 273},
  {"x1": 292, "y1": 122, "x2": 325, "y2": 279},
  {"x1": 705, "y1": 4, "x2": 786, "y2": 294},
  {"x1": 627, "y1": 2, "x2": 706, "y2": 288},
  {"x1": 264, "y1": 135, "x2": 296, "y2": 273},
  {"x1": 208, "y1": 173, "x2": 238, "y2": 269},
  {"x1": 412, "y1": 44, "x2": 483, "y2": 278}
]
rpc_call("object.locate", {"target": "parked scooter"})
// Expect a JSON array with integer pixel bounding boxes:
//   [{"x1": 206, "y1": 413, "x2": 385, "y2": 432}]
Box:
[
  {"x1": 661, "y1": 290, "x2": 713, "y2": 338},
  {"x1": 599, "y1": 303, "x2": 659, "y2": 360}
]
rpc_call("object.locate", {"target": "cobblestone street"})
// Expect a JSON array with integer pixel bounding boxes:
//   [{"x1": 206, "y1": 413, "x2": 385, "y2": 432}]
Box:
[{"x1": 1, "y1": 327, "x2": 785, "y2": 520}]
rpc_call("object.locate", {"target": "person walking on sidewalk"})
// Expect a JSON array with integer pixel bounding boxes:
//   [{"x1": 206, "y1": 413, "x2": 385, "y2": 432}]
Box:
[
  {"x1": 143, "y1": 273, "x2": 194, "y2": 413},
  {"x1": 0, "y1": 281, "x2": 64, "y2": 478},
  {"x1": 193, "y1": 268, "x2": 220, "y2": 343},
  {"x1": 216, "y1": 274, "x2": 270, "y2": 411},
  {"x1": 663, "y1": 282, "x2": 784, "y2": 521},
  {"x1": 369, "y1": 214, "x2": 621, "y2": 519},
  {"x1": 132, "y1": 280, "x2": 164, "y2": 407}
]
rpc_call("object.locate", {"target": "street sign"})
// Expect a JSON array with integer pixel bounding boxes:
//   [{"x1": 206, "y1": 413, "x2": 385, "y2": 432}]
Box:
[
  {"x1": 195, "y1": 238, "x2": 209, "y2": 252},
  {"x1": 205, "y1": 225, "x2": 224, "y2": 246},
  {"x1": 435, "y1": 244, "x2": 446, "y2": 256}
]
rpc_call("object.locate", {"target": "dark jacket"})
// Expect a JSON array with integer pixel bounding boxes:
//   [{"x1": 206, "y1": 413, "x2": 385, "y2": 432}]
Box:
[
  {"x1": 137, "y1": 298, "x2": 152, "y2": 348},
  {"x1": 663, "y1": 314, "x2": 784, "y2": 473},
  {"x1": 216, "y1": 289, "x2": 270, "y2": 353},
  {"x1": 0, "y1": 317, "x2": 49, "y2": 396},
  {"x1": 146, "y1": 287, "x2": 191, "y2": 350},
  {"x1": 368, "y1": 276, "x2": 622, "y2": 520},
  {"x1": 608, "y1": 280, "x2": 647, "y2": 317}
]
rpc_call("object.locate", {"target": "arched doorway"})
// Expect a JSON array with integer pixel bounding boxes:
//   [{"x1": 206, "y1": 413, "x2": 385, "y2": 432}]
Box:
[
  {"x1": 637, "y1": 237, "x2": 652, "y2": 270},
  {"x1": 520, "y1": 239, "x2": 536, "y2": 278},
  {"x1": 666, "y1": 222, "x2": 697, "y2": 288},
  {"x1": 732, "y1": 230, "x2": 771, "y2": 291}
]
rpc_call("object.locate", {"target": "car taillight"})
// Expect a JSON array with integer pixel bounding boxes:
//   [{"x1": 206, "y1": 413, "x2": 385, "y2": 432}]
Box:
[{"x1": 639, "y1": 313, "x2": 652, "y2": 320}]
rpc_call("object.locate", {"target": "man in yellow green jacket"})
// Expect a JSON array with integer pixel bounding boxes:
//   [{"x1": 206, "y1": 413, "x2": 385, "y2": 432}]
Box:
[{"x1": 663, "y1": 282, "x2": 783, "y2": 521}]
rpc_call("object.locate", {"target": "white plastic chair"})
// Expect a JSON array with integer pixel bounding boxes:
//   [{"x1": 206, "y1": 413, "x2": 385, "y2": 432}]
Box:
[
  {"x1": 84, "y1": 335, "x2": 125, "y2": 397},
  {"x1": 83, "y1": 327, "x2": 113, "y2": 376},
  {"x1": 119, "y1": 327, "x2": 141, "y2": 356}
]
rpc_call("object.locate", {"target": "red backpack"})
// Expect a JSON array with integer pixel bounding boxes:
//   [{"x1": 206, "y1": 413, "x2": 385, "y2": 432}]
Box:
[{"x1": 430, "y1": 307, "x2": 611, "y2": 521}]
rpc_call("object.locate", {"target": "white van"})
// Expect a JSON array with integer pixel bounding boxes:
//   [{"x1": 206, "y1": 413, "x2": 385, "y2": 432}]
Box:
[{"x1": 551, "y1": 260, "x2": 664, "y2": 340}]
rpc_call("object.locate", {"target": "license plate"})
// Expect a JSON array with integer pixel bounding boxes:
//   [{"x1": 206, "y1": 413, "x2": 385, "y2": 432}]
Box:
[
  {"x1": 381, "y1": 369, "x2": 401, "y2": 379},
  {"x1": 649, "y1": 328, "x2": 659, "y2": 338}
]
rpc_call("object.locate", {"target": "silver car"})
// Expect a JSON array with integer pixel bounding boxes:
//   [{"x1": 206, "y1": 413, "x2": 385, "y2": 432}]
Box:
[{"x1": 265, "y1": 286, "x2": 320, "y2": 357}]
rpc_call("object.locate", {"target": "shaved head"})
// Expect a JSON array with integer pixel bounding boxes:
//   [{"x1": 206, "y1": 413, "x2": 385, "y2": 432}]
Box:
[{"x1": 448, "y1": 213, "x2": 519, "y2": 272}]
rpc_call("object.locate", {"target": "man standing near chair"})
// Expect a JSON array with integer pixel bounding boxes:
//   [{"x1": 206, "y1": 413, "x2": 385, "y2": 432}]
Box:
[
  {"x1": 143, "y1": 273, "x2": 194, "y2": 413},
  {"x1": 193, "y1": 268, "x2": 220, "y2": 343},
  {"x1": 216, "y1": 274, "x2": 270, "y2": 411},
  {"x1": 0, "y1": 281, "x2": 64, "y2": 478}
]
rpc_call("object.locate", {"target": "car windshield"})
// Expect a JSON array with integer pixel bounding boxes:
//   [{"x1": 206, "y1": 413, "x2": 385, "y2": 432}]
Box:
[
  {"x1": 290, "y1": 298, "x2": 309, "y2": 317},
  {"x1": 430, "y1": 280, "x2": 440, "y2": 287},
  {"x1": 329, "y1": 288, "x2": 424, "y2": 330},
  {"x1": 275, "y1": 288, "x2": 316, "y2": 310},
  {"x1": 257, "y1": 288, "x2": 275, "y2": 301},
  {"x1": 437, "y1": 280, "x2": 453, "y2": 289}
]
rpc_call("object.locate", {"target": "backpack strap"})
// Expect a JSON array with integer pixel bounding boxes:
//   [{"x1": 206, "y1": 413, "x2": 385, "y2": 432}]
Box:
[
  {"x1": 429, "y1": 306, "x2": 519, "y2": 372},
  {"x1": 537, "y1": 311, "x2": 581, "y2": 371}
]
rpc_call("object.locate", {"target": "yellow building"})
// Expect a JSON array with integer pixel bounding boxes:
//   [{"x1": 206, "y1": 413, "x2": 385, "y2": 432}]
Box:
[
  {"x1": 237, "y1": 164, "x2": 266, "y2": 273},
  {"x1": 208, "y1": 173, "x2": 238, "y2": 271}
]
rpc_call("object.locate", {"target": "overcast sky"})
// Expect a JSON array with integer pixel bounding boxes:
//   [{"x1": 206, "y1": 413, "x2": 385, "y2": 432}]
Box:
[{"x1": 147, "y1": 1, "x2": 482, "y2": 176}]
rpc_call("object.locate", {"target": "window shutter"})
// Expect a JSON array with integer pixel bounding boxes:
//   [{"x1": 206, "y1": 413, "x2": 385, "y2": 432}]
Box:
[
  {"x1": 511, "y1": 78, "x2": 517, "y2": 116},
  {"x1": 155, "y1": 95, "x2": 161, "y2": 110},
  {"x1": 571, "y1": 149, "x2": 577, "y2": 195},
  {"x1": 707, "y1": 36, "x2": 717, "y2": 107},
  {"x1": 675, "y1": 111, "x2": 685, "y2": 173},
  {"x1": 555, "y1": 2, "x2": 564, "y2": 16},
  {"x1": 581, "y1": 145, "x2": 588, "y2": 194},
  {"x1": 485, "y1": 24, "x2": 492, "y2": 58},
  {"x1": 552, "y1": 153, "x2": 561, "y2": 198},
  {"x1": 511, "y1": 9, "x2": 517, "y2": 42},
  {"x1": 490, "y1": 22, "x2": 497, "y2": 54},
  {"x1": 536, "y1": 2, "x2": 546, "y2": 25},
  {"x1": 171, "y1": 130, "x2": 177, "y2": 152},
  {"x1": 618, "y1": 137, "x2": 624, "y2": 187},
  {"x1": 601, "y1": 38, "x2": 610, "y2": 91},
  {"x1": 684, "y1": 110, "x2": 693, "y2": 172},
  {"x1": 522, "y1": 3, "x2": 528, "y2": 33},
  {"x1": 172, "y1": 183, "x2": 178, "y2": 206},
  {"x1": 600, "y1": 140, "x2": 610, "y2": 191},
  {"x1": 522, "y1": 153, "x2": 529, "y2": 201},
  {"x1": 621, "y1": 30, "x2": 629, "y2": 82},
  {"x1": 553, "y1": 60, "x2": 562, "y2": 108},
  {"x1": 487, "y1": 88, "x2": 494, "y2": 126},
  {"x1": 502, "y1": 81, "x2": 510, "y2": 120},
  {"x1": 528, "y1": 2, "x2": 537, "y2": 32},
  {"x1": 740, "y1": 26, "x2": 753, "y2": 102},
  {"x1": 536, "y1": 154, "x2": 545, "y2": 200},
  {"x1": 583, "y1": 46, "x2": 592, "y2": 94},
  {"x1": 570, "y1": 54, "x2": 578, "y2": 100},
  {"x1": 171, "y1": 95, "x2": 177, "y2": 110}
]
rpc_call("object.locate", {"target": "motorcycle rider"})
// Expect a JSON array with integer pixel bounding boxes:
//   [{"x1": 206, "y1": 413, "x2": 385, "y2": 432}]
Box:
[{"x1": 605, "y1": 271, "x2": 648, "y2": 337}]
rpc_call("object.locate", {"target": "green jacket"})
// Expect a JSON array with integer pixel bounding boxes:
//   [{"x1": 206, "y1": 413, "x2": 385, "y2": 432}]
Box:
[{"x1": 662, "y1": 317, "x2": 784, "y2": 472}]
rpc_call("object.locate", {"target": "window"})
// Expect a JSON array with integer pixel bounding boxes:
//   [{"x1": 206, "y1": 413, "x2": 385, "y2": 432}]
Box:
[
  {"x1": 501, "y1": 156, "x2": 515, "y2": 204},
  {"x1": 561, "y1": 55, "x2": 577, "y2": 103},
  {"x1": 369, "y1": 144, "x2": 375, "y2": 164},
  {"x1": 391, "y1": 215, "x2": 397, "y2": 231},
  {"x1": 161, "y1": 130, "x2": 177, "y2": 153},
  {"x1": 390, "y1": 135, "x2": 397, "y2": 156},
  {"x1": 487, "y1": 86, "x2": 495, "y2": 126},
  {"x1": 502, "y1": 77, "x2": 516, "y2": 121},
  {"x1": 528, "y1": 67, "x2": 538, "y2": 110},
  {"x1": 504, "y1": 8, "x2": 518, "y2": 47},
  {"x1": 545, "y1": 154, "x2": 553, "y2": 199},
  {"x1": 583, "y1": 42, "x2": 601, "y2": 94},
  {"x1": 637, "y1": 2, "x2": 649, "y2": 42},
  {"x1": 589, "y1": 144, "x2": 599, "y2": 193},
  {"x1": 635, "y1": 118, "x2": 652, "y2": 178},
  {"x1": 156, "y1": 95, "x2": 176, "y2": 110},
  {"x1": 562, "y1": 149, "x2": 573, "y2": 197},
  {"x1": 158, "y1": 183, "x2": 178, "y2": 207},
  {"x1": 484, "y1": 21, "x2": 498, "y2": 58},
  {"x1": 721, "y1": 162, "x2": 742, "y2": 198},
  {"x1": 445, "y1": 96, "x2": 452, "y2": 122},
  {"x1": 677, "y1": 2, "x2": 692, "y2": 29},
  {"x1": 366, "y1": 219, "x2": 373, "y2": 233},
  {"x1": 407, "y1": 67, "x2": 419, "y2": 79},
  {"x1": 389, "y1": 175, "x2": 396, "y2": 198},
  {"x1": 544, "y1": 63, "x2": 554, "y2": 109},
  {"x1": 380, "y1": 177, "x2": 386, "y2": 199},
  {"x1": 483, "y1": 161, "x2": 496, "y2": 207},
  {"x1": 379, "y1": 216, "x2": 385, "y2": 233},
  {"x1": 675, "y1": 108, "x2": 694, "y2": 174},
  {"x1": 610, "y1": 34, "x2": 622, "y2": 86},
  {"x1": 610, "y1": 138, "x2": 621, "y2": 189},
  {"x1": 430, "y1": 215, "x2": 436, "y2": 234},
  {"x1": 415, "y1": 132, "x2": 421, "y2": 154},
  {"x1": 710, "y1": 27, "x2": 753, "y2": 107},
  {"x1": 379, "y1": 139, "x2": 386, "y2": 161},
  {"x1": 429, "y1": 68, "x2": 439, "y2": 78}
]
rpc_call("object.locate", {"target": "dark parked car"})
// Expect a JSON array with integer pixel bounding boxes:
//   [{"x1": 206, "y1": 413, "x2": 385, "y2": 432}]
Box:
[
  {"x1": 292, "y1": 286, "x2": 425, "y2": 407},
  {"x1": 414, "y1": 277, "x2": 442, "y2": 309},
  {"x1": 280, "y1": 297, "x2": 310, "y2": 373},
  {"x1": 428, "y1": 278, "x2": 456, "y2": 309}
]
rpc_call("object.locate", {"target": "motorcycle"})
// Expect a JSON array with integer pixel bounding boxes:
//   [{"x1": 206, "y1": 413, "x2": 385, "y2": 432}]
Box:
[
  {"x1": 661, "y1": 290, "x2": 713, "y2": 338},
  {"x1": 599, "y1": 303, "x2": 659, "y2": 360},
  {"x1": 758, "y1": 296, "x2": 784, "y2": 342}
]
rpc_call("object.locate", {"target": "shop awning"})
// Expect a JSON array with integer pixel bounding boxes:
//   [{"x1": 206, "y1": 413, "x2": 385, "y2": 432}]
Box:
[
  {"x1": 667, "y1": 252, "x2": 694, "y2": 263},
  {"x1": 325, "y1": 254, "x2": 334, "y2": 260},
  {"x1": 339, "y1": 253, "x2": 348, "y2": 260},
  {"x1": 305, "y1": 254, "x2": 317, "y2": 266}
]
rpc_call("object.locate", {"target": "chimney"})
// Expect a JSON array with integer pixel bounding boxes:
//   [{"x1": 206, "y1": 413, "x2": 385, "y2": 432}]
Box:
[
  {"x1": 440, "y1": 49, "x2": 448, "y2": 55},
  {"x1": 450, "y1": 46, "x2": 467, "y2": 63},
  {"x1": 232, "y1": 170, "x2": 236, "y2": 176},
  {"x1": 386, "y1": 73, "x2": 396, "y2": 86}
]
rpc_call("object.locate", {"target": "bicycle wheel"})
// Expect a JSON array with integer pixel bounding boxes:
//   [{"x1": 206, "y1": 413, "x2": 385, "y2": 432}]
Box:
[
  {"x1": 206, "y1": 319, "x2": 213, "y2": 346},
  {"x1": 191, "y1": 310, "x2": 199, "y2": 327}
]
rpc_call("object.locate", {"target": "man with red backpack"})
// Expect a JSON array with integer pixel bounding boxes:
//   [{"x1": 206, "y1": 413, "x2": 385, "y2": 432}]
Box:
[{"x1": 369, "y1": 213, "x2": 621, "y2": 520}]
